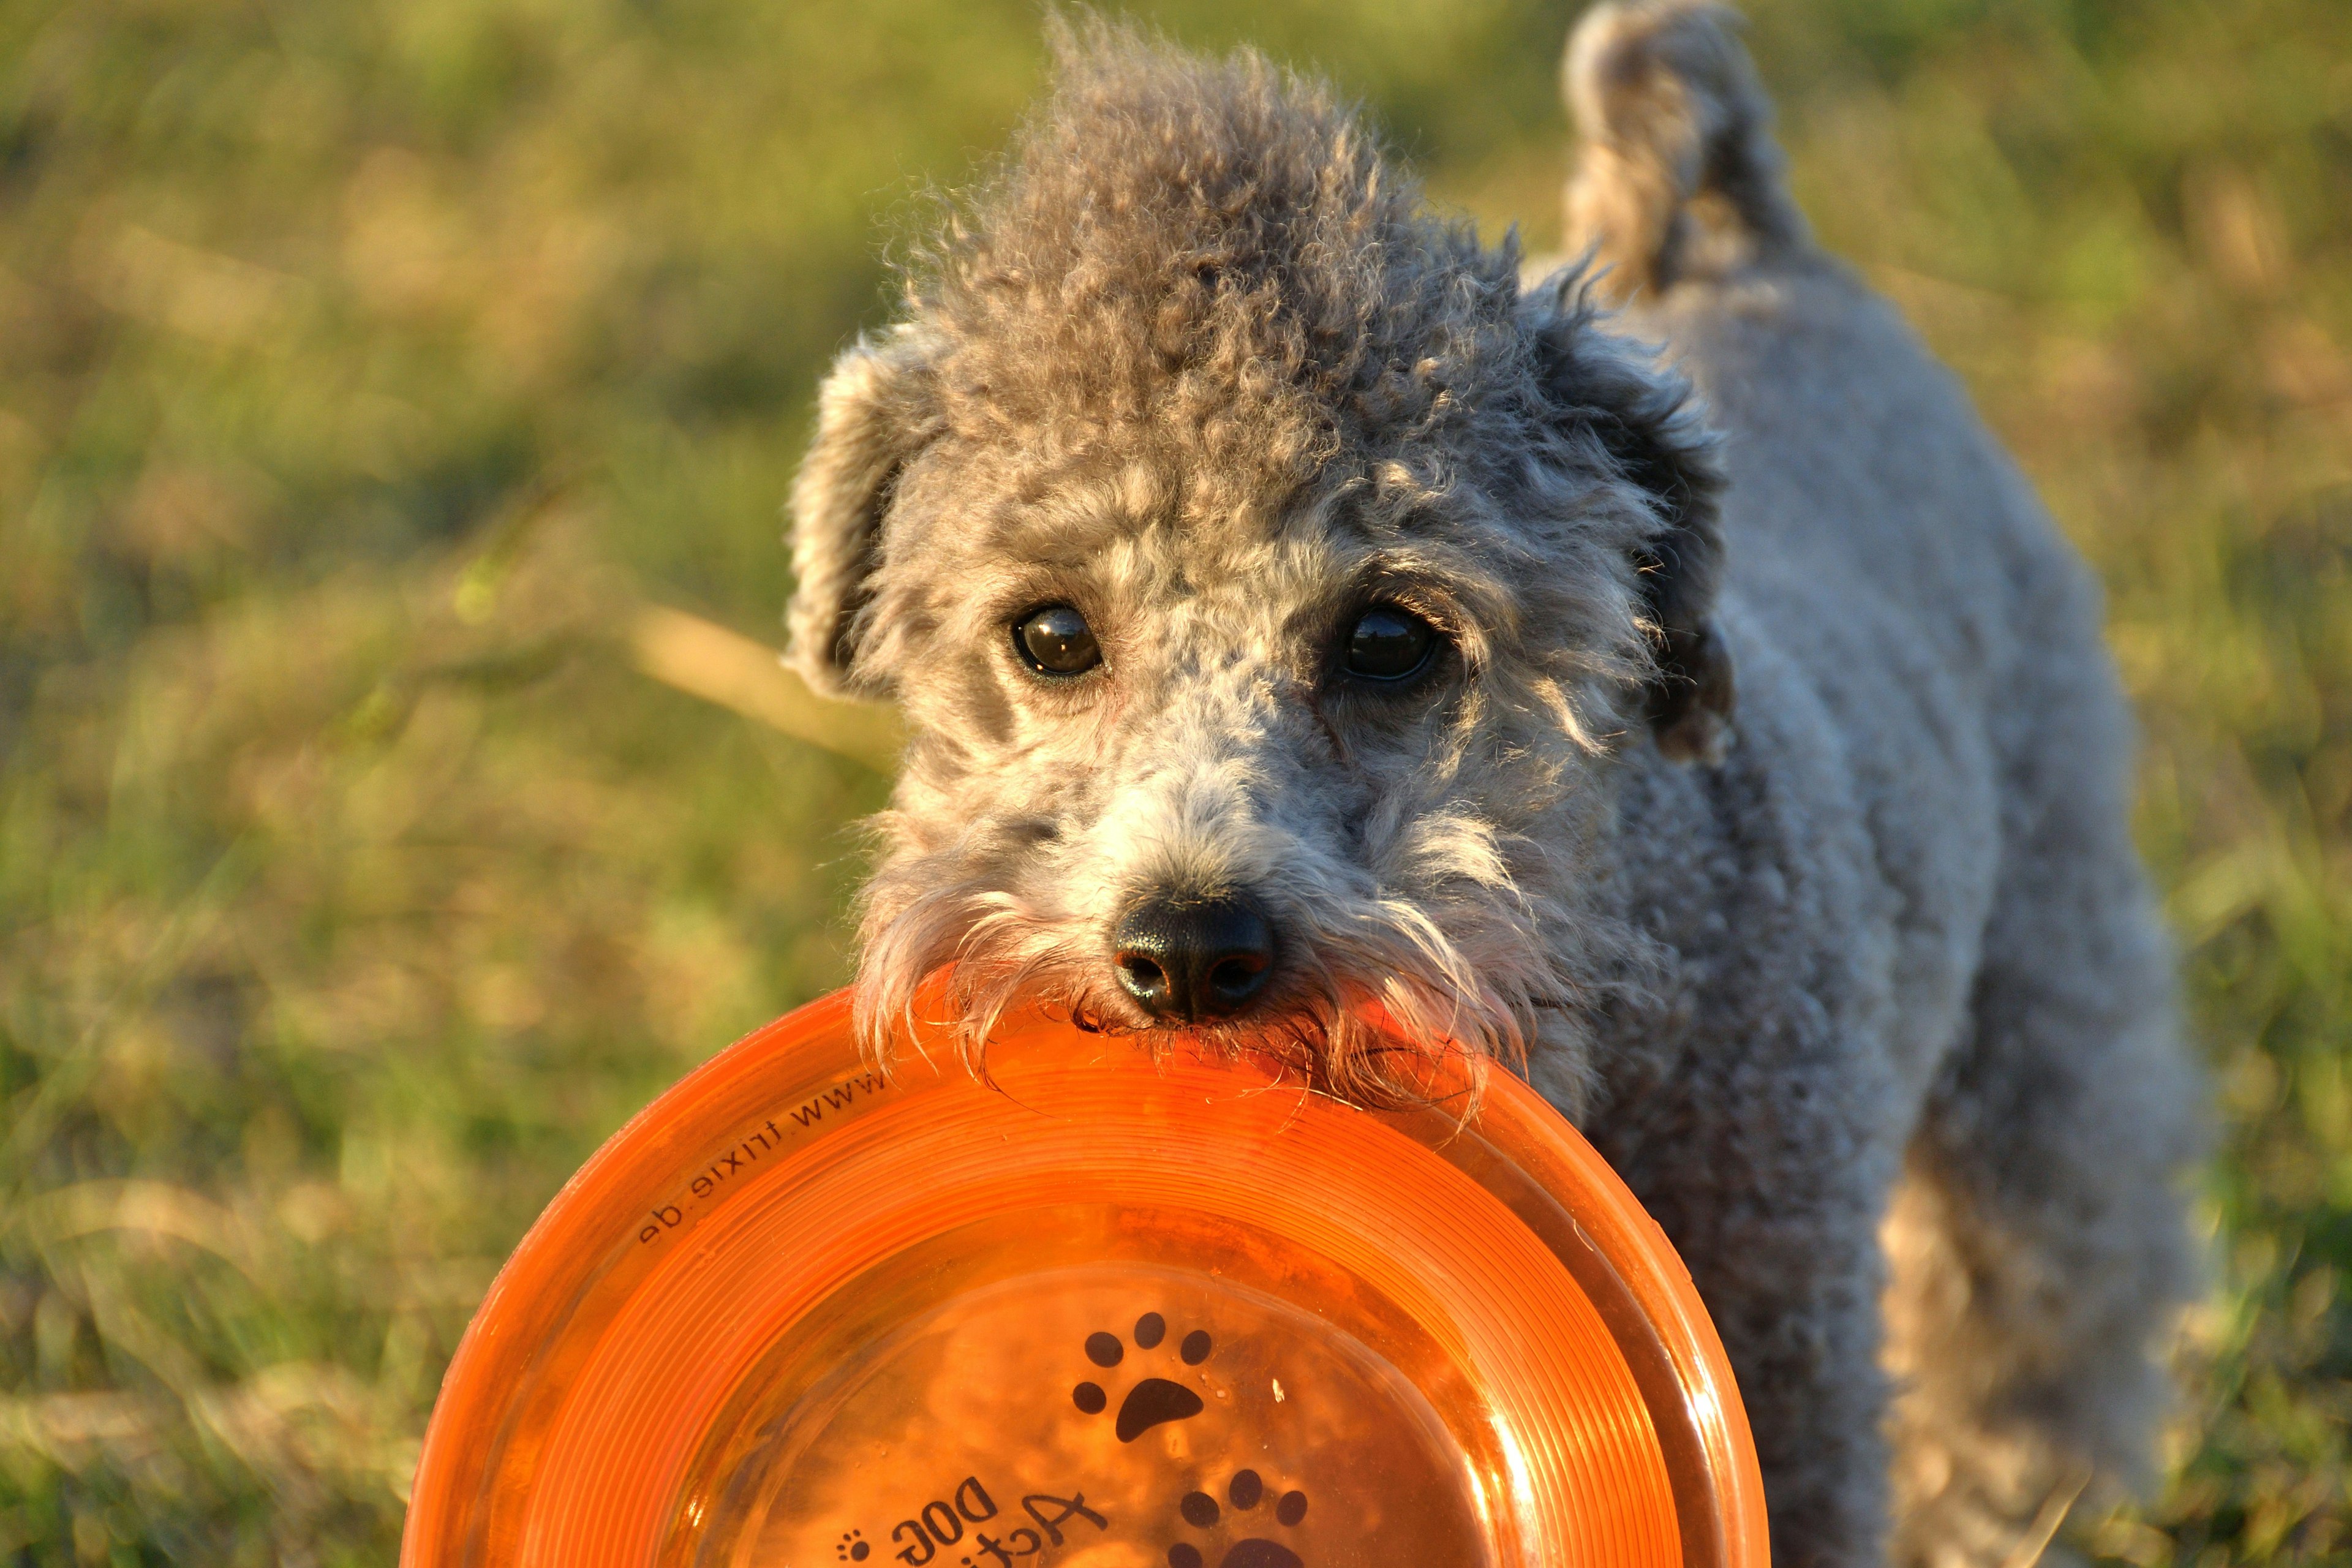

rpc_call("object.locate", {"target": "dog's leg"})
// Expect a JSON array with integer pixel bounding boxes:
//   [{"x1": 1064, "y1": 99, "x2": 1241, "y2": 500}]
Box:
[
  {"x1": 1882, "y1": 582, "x2": 2203, "y2": 1568},
  {"x1": 1619, "y1": 1074, "x2": 1905, "y2": 1568}
]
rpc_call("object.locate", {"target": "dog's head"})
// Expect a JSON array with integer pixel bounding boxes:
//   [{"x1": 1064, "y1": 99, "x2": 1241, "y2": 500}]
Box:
[{"x1": 788, "y1": 21, "x2": 1728, "y2": 1102}]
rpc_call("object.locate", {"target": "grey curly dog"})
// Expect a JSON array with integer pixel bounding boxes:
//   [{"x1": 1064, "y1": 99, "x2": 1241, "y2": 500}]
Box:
[{"x1": 783, "y1": 6, "x2": 2204, "y2": 1566}]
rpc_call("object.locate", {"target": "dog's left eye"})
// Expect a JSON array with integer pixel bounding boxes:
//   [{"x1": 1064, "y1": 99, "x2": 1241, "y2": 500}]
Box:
[
  {"x1": 1013, "y1": 604, "x2": 1101, "y2": 676},
  {"x1": 1344, "y1": 605, "x2": 1438, "y2": 682}
]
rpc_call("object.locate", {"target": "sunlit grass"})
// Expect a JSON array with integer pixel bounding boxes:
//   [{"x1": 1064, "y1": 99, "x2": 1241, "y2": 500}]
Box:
[{"x1": 2, "y1": 0, "x2": 2347, "y2": 1561}]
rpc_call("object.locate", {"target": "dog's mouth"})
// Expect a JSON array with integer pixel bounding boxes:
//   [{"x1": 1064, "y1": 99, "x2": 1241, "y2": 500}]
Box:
[
  {"x1": 872, "y1": 951, "x2": 1521, "y2": 1110},
  {"x1": 851, "y1": 857, "x2": 1577, "y2": 1109}
]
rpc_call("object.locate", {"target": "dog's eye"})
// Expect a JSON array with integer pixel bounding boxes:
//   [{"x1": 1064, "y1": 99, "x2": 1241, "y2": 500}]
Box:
[
  {"x1": 1345, "y1": 605, "x2": 1438, "y2": 682},
  {"x1": 1013, "y1": 604, "x2": 1101, "y2": 676}
]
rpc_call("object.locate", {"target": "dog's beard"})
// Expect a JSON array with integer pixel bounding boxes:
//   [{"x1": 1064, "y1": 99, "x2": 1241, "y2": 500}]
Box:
[{"x1": 851, "y1": 847, "x2": 1591, "y2": 1109}]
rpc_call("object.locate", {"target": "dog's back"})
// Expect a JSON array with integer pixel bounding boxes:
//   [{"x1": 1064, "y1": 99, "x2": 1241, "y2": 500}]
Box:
[{"x1": 1558, "y1": 6, "x2": 2202, "y2": 1566}]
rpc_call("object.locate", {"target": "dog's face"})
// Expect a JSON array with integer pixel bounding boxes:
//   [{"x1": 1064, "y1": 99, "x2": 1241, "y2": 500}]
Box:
[{"x1": 786, "y1": 28, "x2": 1727, "y2": 1099}]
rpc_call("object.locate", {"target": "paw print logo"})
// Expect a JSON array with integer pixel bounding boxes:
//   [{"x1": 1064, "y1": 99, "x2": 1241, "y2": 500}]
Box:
[
  {"x1": 834, "y1": 1527, "x2": 870, "y2": 1561},
  {"x1": 1070, "y1": 1312, "x2": 1214, "y2": 1443},
  {"x1": 1166, "y1": 1469, "x2": 1309, "y2": 1568}
]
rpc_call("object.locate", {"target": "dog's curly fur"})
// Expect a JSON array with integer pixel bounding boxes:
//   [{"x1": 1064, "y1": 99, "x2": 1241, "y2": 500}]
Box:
[{"x1": 786, "y1": 7, "x2": 2204, "y2": 1566}]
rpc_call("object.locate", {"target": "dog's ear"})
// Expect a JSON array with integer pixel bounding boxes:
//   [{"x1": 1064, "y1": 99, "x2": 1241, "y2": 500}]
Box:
[
  {"x1": 786, "y1": 330, "x2": 941, "y2": 699},
  {"x1": 1526, "y1": 287, "x2": 1734, "y2": 763}
]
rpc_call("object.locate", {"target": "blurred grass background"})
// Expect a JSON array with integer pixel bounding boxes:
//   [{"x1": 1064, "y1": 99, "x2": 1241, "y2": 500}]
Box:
[{"x1": 1, "y1": 0, "x2": 2346, "y2": 1561}]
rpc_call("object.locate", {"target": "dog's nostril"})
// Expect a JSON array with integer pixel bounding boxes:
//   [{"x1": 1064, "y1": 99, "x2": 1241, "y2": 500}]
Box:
[
  {"x1": 1207, "y1": 951, "x2": 1270, "y2": 1005},
  {"x1": 1110, "y1": 892, "x2": 1276, "y2": 1023},
  {"x1": 1117, "y1": 952, "x2": 1169, "y2": 1000}
]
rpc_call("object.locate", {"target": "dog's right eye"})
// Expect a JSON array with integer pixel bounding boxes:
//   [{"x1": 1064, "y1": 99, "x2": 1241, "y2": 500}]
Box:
[
  {"x1": 1013, "y1": 605, "x2": 1101, "y2": 676},
  {"x1": 1344, "y1": 605, "x2": 1438, "y2": 682}
]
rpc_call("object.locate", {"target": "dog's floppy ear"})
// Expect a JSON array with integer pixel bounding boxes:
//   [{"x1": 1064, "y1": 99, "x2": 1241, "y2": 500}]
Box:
[
  {"x1": 786, "y1": 329, "x2": 941, "y2": 699},
  {"x1": 1526, "y1": 285, "x2": 1735, "y2": 763}
]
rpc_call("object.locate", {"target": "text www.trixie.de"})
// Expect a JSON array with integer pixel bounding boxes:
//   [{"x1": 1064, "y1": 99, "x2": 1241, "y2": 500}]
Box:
[{"x1": 636, "y1": 1071, "x2": 888, "y2": 1245}]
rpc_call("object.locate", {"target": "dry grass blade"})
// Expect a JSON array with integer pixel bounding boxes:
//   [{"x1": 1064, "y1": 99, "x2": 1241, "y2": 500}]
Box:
[{"x1": 628, "y1": 605, "x2": 904, "y2": 772}]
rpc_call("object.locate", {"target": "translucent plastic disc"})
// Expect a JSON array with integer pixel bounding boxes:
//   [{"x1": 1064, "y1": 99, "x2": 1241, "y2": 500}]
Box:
[{"x1": 401, "y1": 992, "x2": 1767, "y2": 1568}]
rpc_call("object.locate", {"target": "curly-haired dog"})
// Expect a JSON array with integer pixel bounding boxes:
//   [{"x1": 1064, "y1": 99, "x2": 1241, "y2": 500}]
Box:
[{"x1": 783, "y1": 7, "x2": 2203, "y2": 1566}]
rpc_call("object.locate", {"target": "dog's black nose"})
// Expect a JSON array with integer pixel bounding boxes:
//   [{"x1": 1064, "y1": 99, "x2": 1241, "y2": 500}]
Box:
[{"x1": 1112, "y1": 892, "x2": 1276, "y2": 1022}]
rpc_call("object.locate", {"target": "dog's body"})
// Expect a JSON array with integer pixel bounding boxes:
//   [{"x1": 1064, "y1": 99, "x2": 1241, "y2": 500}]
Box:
[{"x1": 785, "y1": 7, "x2": 2203, "y2": 1566}]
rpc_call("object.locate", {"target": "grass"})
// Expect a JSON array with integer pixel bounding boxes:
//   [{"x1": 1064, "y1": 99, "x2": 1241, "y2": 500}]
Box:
[{"x1": 2, "y1": 0, "x2": 2348, "y2": 1561}]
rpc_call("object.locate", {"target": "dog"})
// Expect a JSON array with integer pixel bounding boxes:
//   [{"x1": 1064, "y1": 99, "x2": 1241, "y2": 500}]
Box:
[{"x1": 783, "y1": 6, "x2": 2204, "y2": 1566}]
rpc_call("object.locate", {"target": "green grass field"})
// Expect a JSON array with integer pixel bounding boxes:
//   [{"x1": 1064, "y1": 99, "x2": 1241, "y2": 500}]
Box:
[{"x1": 3, "y1": 0, "x2": 2348, "y2": 1561}]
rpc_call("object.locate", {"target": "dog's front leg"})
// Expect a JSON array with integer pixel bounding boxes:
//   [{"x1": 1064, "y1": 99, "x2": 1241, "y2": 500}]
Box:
[{"x1": 1591, "y1": 1035, "x2": 1907, "y2": 1568}]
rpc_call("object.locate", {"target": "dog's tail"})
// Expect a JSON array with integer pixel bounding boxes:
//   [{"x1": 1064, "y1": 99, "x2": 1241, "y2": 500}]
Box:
[{"x1": 1562, "y1": 1, "x2": 1811, "y2": 302}]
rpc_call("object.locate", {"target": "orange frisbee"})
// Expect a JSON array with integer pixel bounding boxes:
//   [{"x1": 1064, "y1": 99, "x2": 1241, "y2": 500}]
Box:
[{"x1": 401, "y1": 992, "x2": 1767, "y2": 1568}]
